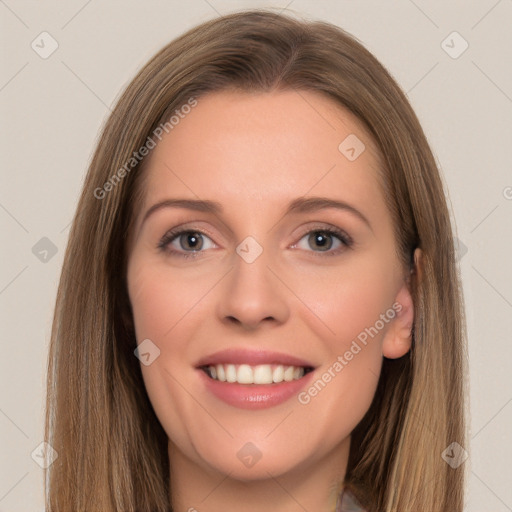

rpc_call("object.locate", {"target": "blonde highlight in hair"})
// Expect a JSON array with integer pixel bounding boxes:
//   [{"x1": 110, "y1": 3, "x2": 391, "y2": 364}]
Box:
[{"x1": 44, "y1": 9, "x2": 467, "y2": 511}]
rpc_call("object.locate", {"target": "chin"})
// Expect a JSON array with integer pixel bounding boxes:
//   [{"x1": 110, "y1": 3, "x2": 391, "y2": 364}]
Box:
[
  {"x1": 206, "y1": 454, "x2": 302, "y2": 482},
  {"x1": 191, "y1": 436, "x2": 315, "y2": 483}
]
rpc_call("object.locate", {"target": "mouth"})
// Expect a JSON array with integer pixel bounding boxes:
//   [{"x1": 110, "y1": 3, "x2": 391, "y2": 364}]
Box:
[
  {"x1": 195, "y1": 348, "x2": 317, "y2": 409},
  {"x1": 195, "y1": 347, "x2": 316, "y2": 410},
  {"x1": 200, "y1": 363, "x2": 315, "y2": 384}
]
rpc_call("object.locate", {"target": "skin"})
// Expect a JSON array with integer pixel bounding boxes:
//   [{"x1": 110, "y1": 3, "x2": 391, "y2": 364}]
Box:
[{"x1": 126, "y1": 89, "x2": 419, "y2": 512}]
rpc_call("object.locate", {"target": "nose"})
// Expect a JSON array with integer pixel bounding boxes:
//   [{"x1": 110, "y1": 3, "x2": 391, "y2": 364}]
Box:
[{"x1": 216, "y1": 244, "x2": 290, "y2": 330}]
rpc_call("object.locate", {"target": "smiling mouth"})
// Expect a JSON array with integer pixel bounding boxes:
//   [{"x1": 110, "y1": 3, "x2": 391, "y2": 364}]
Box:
[{"x1": 200, "y1": 363, "x2": 315, "y2": 385}]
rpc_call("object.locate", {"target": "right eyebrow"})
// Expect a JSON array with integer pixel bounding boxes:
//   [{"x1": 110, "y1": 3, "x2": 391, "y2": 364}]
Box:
[{"x1": 141, "y1": 199, "x2": 223, "y2": 227}]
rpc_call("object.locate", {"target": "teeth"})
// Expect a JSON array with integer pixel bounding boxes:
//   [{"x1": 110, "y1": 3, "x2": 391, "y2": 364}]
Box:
[
  {"x1": 283, "y1": 366, "x2": 294, "y2": 382},
  {"x1": 272, "y1": 365, "x2": 284, "y2": 383},
  {"x1": 216, "y1": 364, "x2": 226, "y2": 382},
  {"x1": 226, "y1": 364, "x2": 237, "y2": 383},
  {"x1": 253, "y1": 365, "x2": 273, "y2": 384},
  {"x1": 237, "y1": 364, "x2": 253, "y2": 384},
  {"x1": 206, "y1": 364, "x2": 308, "y2": 384}
]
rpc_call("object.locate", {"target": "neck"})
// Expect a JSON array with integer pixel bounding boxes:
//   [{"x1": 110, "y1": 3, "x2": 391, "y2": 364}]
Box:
[{"x1": 168, "y1": 436, "x2": 350, "y2": 512}]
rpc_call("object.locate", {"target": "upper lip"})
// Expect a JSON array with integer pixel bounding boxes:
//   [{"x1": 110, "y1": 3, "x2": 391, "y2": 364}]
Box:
[{"x1": 195, "y1": 348, "x2": 316, "y2": 368}]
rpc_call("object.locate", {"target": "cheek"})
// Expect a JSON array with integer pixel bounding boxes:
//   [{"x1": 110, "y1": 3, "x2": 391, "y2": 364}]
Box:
[
  {"x1": 294, "y1": 254, "x2": 397, "y2": 354},
  {"x1": 290, "y1": 256, "x2": 396, "y2": 419},
  {"x1": 292, "y1": 268, "x2": 387, "y2": 431},
  {"x1": 128, "y1": 257, "x2": 209, "y2": 342},
  {"x1": 127, "y1": 260, "x2": 209, "y2": 447}
]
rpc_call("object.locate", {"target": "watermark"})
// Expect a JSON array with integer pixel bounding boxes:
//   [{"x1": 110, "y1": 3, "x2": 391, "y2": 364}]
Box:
[
  {"x1": 441, "y1": 442, "x2": 468, "y2": 469},
  {"x1": 454, "y1": 237, "x2": 468, "y2": 262},
  {"x1": 338, "y1": 133, "x2": 366, "y2": 161},
  {"x1": 31, "y1": 31, "x2": 59, "y2": 59},
  {"x1": 298, "y1": 301, "x2": 403, "y2": 405},
  {"x1": 94, "y1": 97, "x2": 198, "y2": 199},
  {"x1": 32, "y1": 236, "x2": 58, "y2": 263},
  {"x1": 237, "y1": 442, "x2": 262, "y2": 468},
  {"x1": 31, "y1": 441, "x2": 58, "y2": 469},
  {"x1": 441, "y1": 31, "x2": 469, "y2": 60},
  {"x1": 134, "y1": 338, "x2": 161, "y2": 366},
  {"x1": 236, "y1": 236, "x2": 263, "y2": 263}
]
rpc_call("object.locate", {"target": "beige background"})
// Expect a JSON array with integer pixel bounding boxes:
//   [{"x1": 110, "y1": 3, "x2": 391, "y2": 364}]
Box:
[{"x1": 1, "y1": 1, "x2": 511, "y2": 510}]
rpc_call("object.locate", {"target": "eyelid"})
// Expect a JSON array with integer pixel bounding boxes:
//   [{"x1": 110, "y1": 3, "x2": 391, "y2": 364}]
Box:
[
  {"x1": 157, "y1": 225, "x2": 218, "y2": 257},
  {"x1": 292, "y1": 222, "x2": 353, "y2": 246},
  {"x1": 158, "y1": 221, "x2": 219, "y2": 244},
  {"x1": 158, "y1": 221, "x2": 353, "y2": 258}
]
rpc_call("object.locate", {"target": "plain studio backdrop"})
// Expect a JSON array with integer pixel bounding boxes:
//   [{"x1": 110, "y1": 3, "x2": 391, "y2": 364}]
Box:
[{"x1": 1, "y1": 1, "x2": 511, "y2": 511}]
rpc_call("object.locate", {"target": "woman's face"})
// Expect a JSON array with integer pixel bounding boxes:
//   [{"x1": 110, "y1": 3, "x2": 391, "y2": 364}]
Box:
[{"x1": 126, "y1": 89, "x2": 414, "y2": 482}]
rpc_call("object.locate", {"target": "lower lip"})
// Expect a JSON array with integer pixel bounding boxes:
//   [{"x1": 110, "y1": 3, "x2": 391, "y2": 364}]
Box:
[{"x1": 197, "y1": 369, "x2": 315, "y2": 410}]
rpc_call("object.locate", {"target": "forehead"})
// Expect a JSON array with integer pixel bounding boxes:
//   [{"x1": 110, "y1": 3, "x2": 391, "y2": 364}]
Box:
[{"x1": 136, "y1": 89, "x2": 385, "y2": 224}]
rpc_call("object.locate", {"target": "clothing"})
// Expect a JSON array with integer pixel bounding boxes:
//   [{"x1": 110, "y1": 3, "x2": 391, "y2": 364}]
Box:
[{"x1": 336, "y1": 488, "x2": 367, "y2": 512}]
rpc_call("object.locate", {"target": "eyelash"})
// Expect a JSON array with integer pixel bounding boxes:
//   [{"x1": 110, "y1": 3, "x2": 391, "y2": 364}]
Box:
[{"x1": 157, "y1": 225, "x2": 353, "y2": 260}]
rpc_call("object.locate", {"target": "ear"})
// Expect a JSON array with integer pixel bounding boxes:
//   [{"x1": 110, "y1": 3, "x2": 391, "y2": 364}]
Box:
[{"x1": 382, "y1": 248, "x2": 422, "y2": 359}]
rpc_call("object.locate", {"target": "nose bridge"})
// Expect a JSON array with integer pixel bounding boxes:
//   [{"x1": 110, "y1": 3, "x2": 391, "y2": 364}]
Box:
[{"x1": 216, "y1": 234, "x2": 289, "y2": 328}]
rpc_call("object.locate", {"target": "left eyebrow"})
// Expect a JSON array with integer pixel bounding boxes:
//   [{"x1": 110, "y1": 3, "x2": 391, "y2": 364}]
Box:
[{"x1": 284, "y1": 196, "x2": 373, "y2": 232}]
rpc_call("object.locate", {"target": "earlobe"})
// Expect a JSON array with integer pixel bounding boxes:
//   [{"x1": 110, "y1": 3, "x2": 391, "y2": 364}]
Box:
[{"x1": 382, "y1": 248, "x2": 422, "y2": 359}]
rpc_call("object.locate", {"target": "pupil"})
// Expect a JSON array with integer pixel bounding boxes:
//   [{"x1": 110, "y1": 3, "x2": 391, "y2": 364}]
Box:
[
  {"x1": 310, "y1": 231, "x2": 332, "y2": 251},
  {"x1": 182, "y1": 232, "x2": 202, "y2": 250},
  {"x1": 179, "y1": 231, "x2": 334, "y2": 252}
]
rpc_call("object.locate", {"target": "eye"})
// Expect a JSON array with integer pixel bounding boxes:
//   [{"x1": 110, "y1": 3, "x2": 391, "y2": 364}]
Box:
[
  {"x1": 157, "y1": 225, "x2": 353, "y2": 259},
  {"x1": 157, "y1": 229, "x2": 216, "y2": 258},
  {"x1": 293, "y1": 227, "x2": 352, "y2": 255}
]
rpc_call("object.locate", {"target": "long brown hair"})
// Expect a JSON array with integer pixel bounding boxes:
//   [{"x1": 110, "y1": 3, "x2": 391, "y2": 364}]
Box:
[{"x1": 44, "y1": 9, "x2": 467, "y2": 511}]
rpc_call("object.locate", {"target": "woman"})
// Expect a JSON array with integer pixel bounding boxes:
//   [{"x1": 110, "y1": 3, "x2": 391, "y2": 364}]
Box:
[{"x1": 44, "y1": 9, "x2": 467, "y2": 512}]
